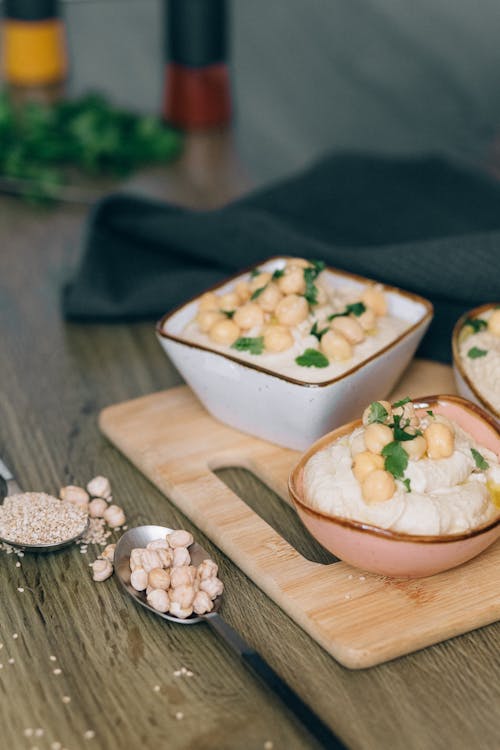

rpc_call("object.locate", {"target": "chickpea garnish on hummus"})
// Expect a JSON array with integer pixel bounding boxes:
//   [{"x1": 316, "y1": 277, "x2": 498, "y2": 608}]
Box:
[
  {"x1": 182, "y1": 259, "x2": 410, "y2": 383},
  {"x1": 303, "y1": 397, "x2": 500, "y2": 535}
]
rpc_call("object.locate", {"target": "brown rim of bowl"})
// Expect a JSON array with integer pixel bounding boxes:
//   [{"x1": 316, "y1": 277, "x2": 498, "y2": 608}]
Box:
[
  {"x1": 288, "y1": 394, "x2": 500, "y2": 544},
  {"x1": 156, "y1": 255, "x2": 434, "y2": 389},
  {"x1": 452, "y1": 302, "x2": 500, "y2": 420}
]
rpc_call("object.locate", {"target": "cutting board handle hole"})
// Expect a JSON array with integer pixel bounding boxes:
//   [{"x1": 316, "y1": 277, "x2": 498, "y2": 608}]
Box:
[{"x1": 214, "y1": 467, "x2": 338, "y2": 566}]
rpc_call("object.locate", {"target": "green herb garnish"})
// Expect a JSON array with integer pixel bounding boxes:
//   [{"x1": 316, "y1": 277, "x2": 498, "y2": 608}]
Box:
[
  {"x1": 392, "y1": 396, "x2": 412, "y2": 408},
  {"x1": 467, "y1": 347, "x2": 488, "y2": 359},
  {"x1": 471, "y1": 448, "x2": 489, "y2": 471},
  {"x1": 250, "y1": 268, "x2": 261, "y2": 278},
  {"x1": 392, "y1": 414, "x2": 422, "y2": 442},
  {"x1": 402, "y1": 478, "x2": 412, "y2": 493},
  {"x1": 250, "y1": 286, "x2": 267, "y2": 301},
  {"x1": 427, "y1": 409, "x2": 434, "y2": 417},
  {"x1": 303, "y1": 260, "x2": 326, "y2": 306},
  {"x1": 345, "y1": 302, "x2": 366, "y2": 317},
  {"x1": 221, "y1": 310, "x2": 235, "y2": 318},
  {"x1": 381, "y1": 441, "x2": 409, "y2": 480},
  {"x1": 272, "y1": 269, "x2": 285, "y2": 280},
  {"x1": 231, "y1": 337, "x2": 264, "y2": 355},
  {"x1": 310, "y1": 322, "x2": 330, "y2": 341},
  {"x1": 295, "y1": 348, "x2": 329, "y2": 368},
  {"x1": 367, "y1": 401, "x2": 389, "y2": 424},
  {"x1": 465, "y1": 317, "x2": 488, "y2": 334}
]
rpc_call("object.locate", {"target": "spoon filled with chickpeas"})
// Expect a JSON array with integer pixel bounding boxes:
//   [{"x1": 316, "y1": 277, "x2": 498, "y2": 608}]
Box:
[{"x1": 114, "y1": 525, "x2": 346, "y2": 750}]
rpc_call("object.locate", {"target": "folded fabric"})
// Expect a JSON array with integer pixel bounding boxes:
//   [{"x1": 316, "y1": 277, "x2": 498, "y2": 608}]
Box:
[{"x1": 63, "y1": 153, "x2": 500, "y2": 362}]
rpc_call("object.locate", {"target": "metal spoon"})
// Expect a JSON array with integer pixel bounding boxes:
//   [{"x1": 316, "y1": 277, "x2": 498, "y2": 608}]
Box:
[
  {"x1": 115, "y1": 525, "x2": 347, "y2": 750},
  {"x1": 0, "y1": 457, "x2": 89, "y2": 553}
]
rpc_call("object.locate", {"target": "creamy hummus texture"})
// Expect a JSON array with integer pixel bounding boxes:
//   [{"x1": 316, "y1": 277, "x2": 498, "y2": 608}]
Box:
[
  {"x1": 179, "y1": 258, "x2": 410, "y2": 383},
  {"x1": 459, "y1": 309, "x2": 500, "y2": 415},
  {"x1": 303, "y1": 401, "x2": 500, "y2": 536}
]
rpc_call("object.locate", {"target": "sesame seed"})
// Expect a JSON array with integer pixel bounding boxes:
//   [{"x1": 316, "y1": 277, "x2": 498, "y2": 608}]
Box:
[
  {"x1": 61, "y1": 696, "x2": 71, "y2": 704},
  {"x1": 0, "y1": 664, "x2": 3, "y2": 669},
  {"x1": 51, "y1": 743, "x2": 62, "y2": 750},
  {"x1": 175, "y1": 712, "x2": 184, "y2": 720},
  {"x1": 17, "y1": 587, "x2": 24, "y2": 593},
  {"x1": 347, "y1": 574, "x2": 353, "y2": 580},
  {"x1": 186, "y1": 670, "x2": 194, "y2": 677},
  {"x1": 173, "y1": 670, "x2": 182, "y2": 677},
  {"x1": 49, "y1": 655, "x2": 57, "y2": 661},
  {"x1": 180, "y1": 667, "x2": 187, "y2": 674},
  {"x1": 12, "y1": 633, "x2": 18, "y2": 639},
  {"x1": 8, "y1": 658, "x2": 14, "y2": 664},
  {"x1": 264, "y1": 742, "x2": 274, "y2": 750},
  {"x1": 0, "y1": 643, "x2": 3, "y2": 649},
  {"x1": 15, "y1": 561, "x2": 21, "y2": 567},
  {"x1": 359, "y1": 576, "x2": 366, "y2": 581},
  {"x1": 0, "y1": 493, "x2": 87, "y2": 546},
  {"x1": 53, "y1": 668, "x2": 62, "y2": 675},
  {"x1": 153, "y1": 685, "x2": 160, "y2": 692},
  {"x1": 83, "y1": 730, "x2": 95, "y2": 740},
  {"x1": 344, "y1": 594, "x2": 351, "y2": 600},
  {"x1": 35, "y1": 729, "x2": 44, "y2": 737},
  {"x1": 24, "y1": 728, "x2": 33, "y2": 737}
]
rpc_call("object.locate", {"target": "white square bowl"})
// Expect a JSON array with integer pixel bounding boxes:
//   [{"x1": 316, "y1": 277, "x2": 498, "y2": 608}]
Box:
[{"x1": 156, "y1": 257, "x2": 433, "y2": 450}]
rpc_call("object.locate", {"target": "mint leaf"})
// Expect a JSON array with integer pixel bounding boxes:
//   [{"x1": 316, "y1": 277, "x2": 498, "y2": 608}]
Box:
[
  {"x1": 468, "y1": 347, "x2": 488, "y2": 359},
  {"x1": 295, "y1": 349, "x2": 329, "y2": 368},
  {"x1": 310, "y1": 321, "x2": 330, "y2": 341},
  {"x1": 250, "y1": 286, "x2": 267, "y2": 301},
  {"x1": 381, "y1": 441, "x2": 409, "y2": 479},
  {"x1": 367, "y1": 401, "x2": 389, "y2": 424},
  {"x1": 465, "y1": 317, "x2": 487, "y2": 334},
  {"x1": 272, "y1": 268, "x2": 285, "y2": 280},
  {"x1": 403, "y1": 478, "x2": 412, "y2": 492},
  {"x1": 231, "y1": 336, "x2": 264, "y2": 355},
  {"x1": 345, "y1": 302, "x2": 366, "y2": 317},
  {"x1": 392, "y1": 397, "x2": 411, "y2": 408},
  {"x1": 471, "y1": 448, "x2": 489, "y2": 471}
]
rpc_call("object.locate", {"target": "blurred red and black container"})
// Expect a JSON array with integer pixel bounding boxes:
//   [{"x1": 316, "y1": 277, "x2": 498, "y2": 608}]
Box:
[{"x1": 164, "y1": 0, "x2": 231, "y2": 130}]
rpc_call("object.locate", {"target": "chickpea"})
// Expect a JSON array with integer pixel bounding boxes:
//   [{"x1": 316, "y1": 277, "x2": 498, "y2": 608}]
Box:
[
  {"x1": 147, "y1": 539, "x2": 170, "y2": 550},
  {"x1": 59, "y1": 485, "x2": 89, "y2": 510},
  {"x1": 249, "y1": 271, "x2": 271, "y2": 293},
  {"x1": 277, "y1": 266, "x2": 306, "y2": 295},
  {"x1": 275, "y1": 294, "x2": 309, "y2": 326},
  {"x1": 147, "y1": 589, "x2": 169, "y2": 613},
  {"x1": 199, "y1": 577, "x2": 224, "y2": 600},
  {"x1": 130, "y1": 568, "x2": 148, "y2": 591},
  {"x1": 103, "y1": 504, "x2": 126, "y2": 528},
  {"x1": 362, "y1": 287, "x2": 387, "y2": 317},
  {"x1": 218, "y1": 292, "x2": 240, "y2": 311},
  {"x1": 169, "y1": 584, "x2": 196, "y2": 609},
  {"x1": 488, "y1": 309, "x2": 500, "y2": 337},
  {"x1": 289, "y1": 258, "x2": 311, "y2": 268},
  {"x1": 257, "y1": 283, "x2": 283, "y2": 313},
  {"x1": 405, "y1": 435, "x2": 427, "y2": 461},
  {"x1": 101, "y1": 543, "x2": 116, "y2": 563},
  {"x1": 140, "y1": 549, "x2": 163, "y2": 573},
  {"x1": 157, "y1": 548, "x2": 173, "y2": 568},
  {"x1": 424, "y1": 423, "x2": 454, "y2": 459},
  {"x1": 172, "y1": 547, "x2": 191, "y2": 567},
  {"x1": 171, "y1": 565, "x2": 197, "y2": 589},
  {"x1": 362, "y1": 400, "x2": 392, "y2": 426},
  {"x1": 208, "y1": 319, "x2": 240, "y2": 345},
  {"x1": 91, "y1": 559, "x2": 113, "y2": 582},
  {"x1": 234, "y1": 303, "x2": 264, "y2": 330},
  {"x1": 148, "y1": 568, "x2": 171, "y2": 591},
  {"x1": 198, "y1": 292, "x2": 219, "y2": 312},
  {"x1": 196, "y1": 310, "x2": 225, "y2": 333},
  {"x1": 393, "y1": 401, "x2": 420, "y2": 429},
  {"x1": 364, "y1": 423, "x2": 394, "y2": 455},
  {"x1": 358, "y1": 308, "x2": 377, "y2": 332},
  {"x1": 235, "y1": 280, "x2": 251, "y2": 303},
  {"x1": 86, "y1": 475, "x2": 112, "y2": 500},
  {"x1": 130, "y1": 548, "x2": 144, "y2": 571},
  {"x1": 88, "y1": 498, "x2": 107, "y2": 518},
  {"x1": 193, "y1": 590, "x2": 214, "y2": 615},
  {"x1": 352, "y1": 451, "x2": 384, "y2": 482},
  {"x1": 167, "y1": 530, "x2": 194, "y2": 548},
  {"x1": 330, "y1": 316, "x2": 365, "y2": 344},
  {"x1": 361, "y1": 470, "x2": 396, "y2": 504},
  {"x1": 263, "y1": 325, "x2": 294, "y2": 353},
  {"x1": 320, "y1": 330, "x2": 353, "y2": 361},
  {"x1": 197, "y1": 559, "x2": 218, "y2": 580},
  {"x1": 169, "y1": 602, "x2": 193, "y2": 619}
]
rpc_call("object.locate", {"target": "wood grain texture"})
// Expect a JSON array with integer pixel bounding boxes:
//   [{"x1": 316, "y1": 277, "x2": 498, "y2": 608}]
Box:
[{"x1": 99, "y1": 374, "x2": 500, "y2": 669}]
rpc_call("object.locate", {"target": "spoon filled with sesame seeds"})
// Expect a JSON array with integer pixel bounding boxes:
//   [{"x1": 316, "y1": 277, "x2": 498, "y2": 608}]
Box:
[
  {"x1": 115, "y1": 525, "x2": 346, "y2": 750},
  {"x1": 0, "y1": 457, "x2": 89, "y2": 553}
]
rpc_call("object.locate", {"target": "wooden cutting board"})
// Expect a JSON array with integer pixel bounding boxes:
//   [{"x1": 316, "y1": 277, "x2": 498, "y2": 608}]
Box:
[{"x1": 99, "y1": 360, "x2": 500, "y2": 669}]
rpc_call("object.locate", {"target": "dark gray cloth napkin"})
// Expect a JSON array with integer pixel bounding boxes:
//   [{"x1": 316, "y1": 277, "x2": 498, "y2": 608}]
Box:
[{"x1": 63, "y1": 153, "x2": 500, "y2": 362}]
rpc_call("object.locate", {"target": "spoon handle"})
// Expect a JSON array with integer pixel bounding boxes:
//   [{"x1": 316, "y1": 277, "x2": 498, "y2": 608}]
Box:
[
  {"x1": 0, "y1": 457, "x2": 22, "y2": 497},
  {"x1": 204, "y1": 612, "x2": 347, "y2": 750}
]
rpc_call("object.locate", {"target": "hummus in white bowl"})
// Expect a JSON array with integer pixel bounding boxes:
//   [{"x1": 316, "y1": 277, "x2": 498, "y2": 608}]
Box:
[
  {"x1": 457, "y1": 307, "x2": 500, "y2": 416},
  {"x1": 303, "y1": 398, "x2": 500, "y2": 536}
]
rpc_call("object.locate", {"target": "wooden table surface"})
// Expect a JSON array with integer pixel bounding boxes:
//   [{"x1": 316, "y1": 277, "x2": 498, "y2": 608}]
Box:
[{"x1": 1, "y1": 134, "x2": 499, "y2": 750}]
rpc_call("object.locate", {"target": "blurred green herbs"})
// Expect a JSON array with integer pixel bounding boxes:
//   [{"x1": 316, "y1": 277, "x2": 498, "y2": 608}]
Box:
[{"x1": 0, "y1": 92, "x2": 182, "y2": 202}]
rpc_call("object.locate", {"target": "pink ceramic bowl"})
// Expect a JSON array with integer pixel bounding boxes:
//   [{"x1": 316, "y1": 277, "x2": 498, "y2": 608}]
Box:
[{"x1": 288, "y1": 395, "x2": 500, "y2": 578}]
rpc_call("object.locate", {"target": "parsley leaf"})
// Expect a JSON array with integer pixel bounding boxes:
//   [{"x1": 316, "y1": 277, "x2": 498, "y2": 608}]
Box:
[
  {"x1": 392, "y1": 414, "x2": 422, "y2": 442},
  {"x1": 345, "y1": 302, "x2": 366, "y2": 317},
  {"x1": 272, "y1": 268, "x2": 285, "y2": 280},
  {"x1": 403, "y1": 478, "x2": 412, "y2": 493},
  {"x1": 392, "y1": 397, "x2": 412, "y2": 408},
  {"x1": 471, "y1": 448, "x2": 489, "y2": 471},
  {"x1": 303, "y1": 260, "x2": 326, "y2": 306},
  {"x1": 468, "y1": 347, "x2": 488, "y2": 359},
  {"x1": 231, "y1": 337, "x2": 264, "y2": 355},
  {"x1": 295, "y1": 349, "x2": 329, "y2": 368},
  {"x1": 221, "y1": 309, "x2": 235, "y2": 318},
  {"x1": 367, "y1": 402, "x2": 389, "y2": 424},
  {"x1": 465, "y1": 317, "x2": 488, "y2": 334},
  {"x1": 250, "y1": 286, "x2": 267, "y2": 301},
  {"x1": 310, "y1": 321, "x2": 330, "y2": 341},
  {"x1": 381, "y1": 441, "x2": 409, "y2": 479},
  {"x1": 250, "y1": 268, "x2": 260, "y2": 278},
  {"x1": 426, "y1": 410, "x2": 434, "y2": 417}
]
